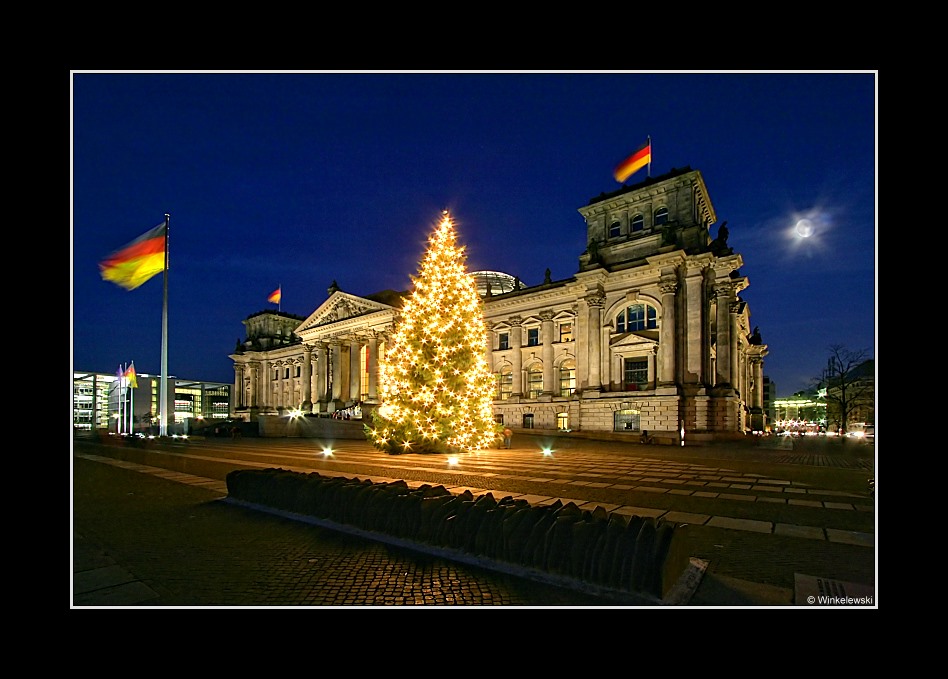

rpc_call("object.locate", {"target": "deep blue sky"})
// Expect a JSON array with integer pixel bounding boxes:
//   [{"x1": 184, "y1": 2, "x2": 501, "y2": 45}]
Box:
[{"x1": 71, "y1": 71, "x2": 876, "y2": 397}]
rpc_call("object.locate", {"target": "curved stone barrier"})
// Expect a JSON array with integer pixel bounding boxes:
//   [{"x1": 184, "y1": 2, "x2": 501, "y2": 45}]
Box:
[{"x1": 224, "y1": 467, "x2": 705, "y2": 604}]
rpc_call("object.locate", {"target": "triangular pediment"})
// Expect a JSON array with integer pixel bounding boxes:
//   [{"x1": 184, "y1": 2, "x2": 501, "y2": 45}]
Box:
[
  {"x1": 610, "y1": 330, "x2": 659, "y2": 349},
  {"x1": 296, "y1": 291, "x2": 396, "y2": 333}
]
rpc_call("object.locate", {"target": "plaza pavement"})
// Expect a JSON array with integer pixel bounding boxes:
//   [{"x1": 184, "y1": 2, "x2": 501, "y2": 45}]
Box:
[{"x1": 71, "y1": 431, "x2": 876, "y2": 608}]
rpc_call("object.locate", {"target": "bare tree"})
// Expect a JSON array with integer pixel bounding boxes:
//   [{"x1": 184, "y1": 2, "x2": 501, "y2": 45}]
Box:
[{"x1": 816, "y1": 345, "x2": 873, "y2": 436}]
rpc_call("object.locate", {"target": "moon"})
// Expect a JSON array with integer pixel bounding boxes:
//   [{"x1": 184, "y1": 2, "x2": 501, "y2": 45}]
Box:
[{"x1": 794, "y1": 219, "x2": 813, "y2": 238}]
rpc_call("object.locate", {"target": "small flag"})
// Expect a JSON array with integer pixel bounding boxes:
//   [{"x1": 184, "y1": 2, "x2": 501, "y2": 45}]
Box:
[
  {"x1": 613, "y1": 138, "x2": 651, "y2": 183},
  {"x1": 268, "y1": 286, "x2": 282, "y2": 304},
  {"x1": 99, "y1": 223, "x2": 167, "y2": 290},
  {"x1": 125, "y1": 363, "x2": 138, "y2": 389}
]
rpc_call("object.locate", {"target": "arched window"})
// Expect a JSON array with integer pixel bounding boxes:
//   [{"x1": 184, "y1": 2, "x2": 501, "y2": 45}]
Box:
[
  {"x1": 654, "y1": 207, "x2": 669, "y2": 225},
  {"x1": 630, "y1": 214, "x2": 645, "y2": 232},
  {"x1": 615, "y1": 303, "x2": 658, "y2": 332},
  {"x1": 609, "y1": 220, "x2": 621, "y2": 238}
]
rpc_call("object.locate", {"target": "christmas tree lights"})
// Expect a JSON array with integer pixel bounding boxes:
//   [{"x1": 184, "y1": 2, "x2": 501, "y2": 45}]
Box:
[{"x1": 367, "y1": 211, "x2": 501, "y2": 454}]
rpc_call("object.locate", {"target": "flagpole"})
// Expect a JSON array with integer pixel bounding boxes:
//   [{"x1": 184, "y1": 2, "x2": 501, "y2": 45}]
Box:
[
  {"x1": 279, "y1": 283, "x2": 282, "y2": 312},
  {"x1": 647, "y1": 135, "x2": 651, "y2": 178},
  {"x1": 129, "y1": 362, "x2": 135, "y2": 435},
  {"x1": 120, "y1": 362, "x2": 126, "y2": 435},
  {"x1": 159, "y1": 214, "x2": 170, "y2": 437}
]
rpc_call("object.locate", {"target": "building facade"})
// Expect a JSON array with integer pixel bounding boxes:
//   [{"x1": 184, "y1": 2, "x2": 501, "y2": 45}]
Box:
[
  {"x1": 73, "y1": 370, "x2": 231, "y2": 434},
  {"x1": 230, "y1": 167, "x2": 768, "y2": 442}
]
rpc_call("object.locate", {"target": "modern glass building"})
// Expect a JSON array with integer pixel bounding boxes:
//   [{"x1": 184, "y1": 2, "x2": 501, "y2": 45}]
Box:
[{"x1": 72, "y1": 370, "x2": 231, "y2": 434}]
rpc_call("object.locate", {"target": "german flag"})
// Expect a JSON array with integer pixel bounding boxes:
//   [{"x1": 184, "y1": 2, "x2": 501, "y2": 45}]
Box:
[
  {"x1": 99, "y1": 223, "x2": 167, "y2": 290},
  {"x1": 613, "y1": 138, "x2": 651, "y2": 183}
]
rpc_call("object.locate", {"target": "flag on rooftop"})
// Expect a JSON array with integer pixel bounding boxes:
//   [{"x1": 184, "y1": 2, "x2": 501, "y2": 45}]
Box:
[
  {"x1": 268, "y1": 286, "x2": 282, "y2": 304},
  {"x1": 99, "y1": 223, "x2": 167, "y2": 290},
  {"x1": 613, "y1": 138, "x2": 651, "y2": 183}
]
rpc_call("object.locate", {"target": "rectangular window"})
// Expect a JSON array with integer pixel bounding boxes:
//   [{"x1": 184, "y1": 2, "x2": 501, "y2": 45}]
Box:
[
  {"x1": 624, "y1": 358, "x2": 648, "y2": 391},
  {"x1": 614, "y1": 409, "x2": 641, "y2": 432},
  {"x1": 498, "y1": 332, "x2": 509, "y2": 350},
  {"x1": 527, "y1": 369, "x2": 543, "y2": 399},
  {"x1": 295, "y1": 366, "x2": 301, "y2": 378},
  {"x1": 559, "y1": 367, "x2": 576, "y2": 397},
  {"x1": 522, "y1": 413, "x2": 534, "y2": 429},
  {"x1": 527, "y1": 327, "x2": 539, "y2": 346},
  {"x1": 499, "y1": 372, "x2": 513, "y2": 400},
  {"x1": 559, "y1": 322, "x2": 573, "y2": 342},
  {"x1": 284, "y1": 367, "x2": 290, "y2": 379},
  {"x1": 273, "y1": 369, "x2": 279, "y2": 380}
]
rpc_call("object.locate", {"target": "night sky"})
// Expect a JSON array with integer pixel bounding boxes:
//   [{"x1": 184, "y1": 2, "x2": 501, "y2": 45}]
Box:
[{"x1": 71, "y1": 71, "x2": 876, "y2": 396}]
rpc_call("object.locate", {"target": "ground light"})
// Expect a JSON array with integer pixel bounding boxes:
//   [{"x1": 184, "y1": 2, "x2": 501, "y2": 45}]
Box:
[
  {"x1": 541, "y1": 448, "x2": 554, "y2": 457},
  {"x1": 447, "y1": 456, "x2": 459, "y2": 466},
  {"x1": 321, "y1": 448, "x2": 333, "y2": 457}
]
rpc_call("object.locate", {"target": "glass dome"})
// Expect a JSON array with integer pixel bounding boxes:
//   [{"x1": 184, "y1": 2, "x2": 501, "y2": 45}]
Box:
[{"x1": 470, "y1": 270, "x2": 517, "y2": 297}]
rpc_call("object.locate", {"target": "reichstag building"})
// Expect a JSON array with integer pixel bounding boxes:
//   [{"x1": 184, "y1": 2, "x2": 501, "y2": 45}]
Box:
[{"x1": 230, "y1": 166, "x2": 768, "y2": 443}]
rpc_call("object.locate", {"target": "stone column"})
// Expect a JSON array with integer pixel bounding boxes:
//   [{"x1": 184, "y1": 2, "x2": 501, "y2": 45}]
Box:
[
  {"x1": 585, "y1": 292, "x2": 605, "y2": 391},
  {"x1": 233, "y1": 364, "x2": 243, "y2": 409},
  {"x1": 714, "y1": 285, "x2": 732, "y2": 387},
  {"x1": 684, "y1": 263, "x2": 707, "y2": 384},
  {"x1": 510, "y1": 316, "x2": 523, "y2": 398},
  {"x1": 752, "y1": 357, "x2": 764, "y2": 409},
  {"x1": 540, "y1": 310, "x2": 555, "y2": 396},
  {"x1": 317, "y1": 342, "x2": 329, "y2": 407},
  {"x1": 729, "y1": 301, "x2": 741, "y2": 393},
  {"x1": 259, "y1": 359, "x2": 269, "y2": 408},
  {"x1": 301, "y1": 345, "x2": 313, "y2": 411},
  {"x1": 367, "y1": 332, "x2": 379, "y2": 402},
  {"x1": 659, "y1": 275, "x2": 678, "y2": 385},
  {"x1": 330, "y1": 341, "x2": 343, "y2": 402},
  {"x1": 349, "y1": 337, "x2": 362, "y2": 402}
]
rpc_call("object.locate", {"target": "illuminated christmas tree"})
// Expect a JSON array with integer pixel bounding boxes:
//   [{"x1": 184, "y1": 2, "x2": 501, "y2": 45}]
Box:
[{"x1": 368, "y1": 211, "x2": 501, "y2": 454}]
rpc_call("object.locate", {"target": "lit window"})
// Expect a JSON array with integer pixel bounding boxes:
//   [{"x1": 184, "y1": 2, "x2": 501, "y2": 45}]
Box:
[
  {"x1": 559, "y1": 322, "x2": 573, "y2": 342},
  {"x1": 556, "y1": 412, "x2": 569, "y2": 431},
  {"x1": 624, "y1": 358, "x2": 648, "y2": 390},
  {"x1": 499, "y1": 369, "x2": 513, "y2": 400},
  {"x1": 616, "y1": 303, "x2": 657, "y2": 332},
  {"x1": 527, "y1": 366, "x2": 543, "y2": 398},
  {"x1": 559, "y1": 359, "x2": 576, "y2": 397},
  {"x1": 631, "y1": 214, "x2": 644, "y2": 232},
  {"x1": 614, "y1": 409, "x2": 641, "y2": 432},
  {"x1": 654, "y1": 207, "x2": 669, "y2": 225},
  {"x1": 498, "y1": 332, "x2": 509, "y2": 350},
  {"x1": 527, "y1": 327, "x2": 539, "y2": 346},
  {"x1": 609, "y1": 220, "x2": 621, "y2": 238}
]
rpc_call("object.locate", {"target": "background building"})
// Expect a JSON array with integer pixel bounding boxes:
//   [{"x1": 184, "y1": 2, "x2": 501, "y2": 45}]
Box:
[
  {"x1": 73, "y1": 370, "x2": 231, "y2": 435},
  {"x1": 231, "y1": 167, "x2": 769, "y2": 443}
]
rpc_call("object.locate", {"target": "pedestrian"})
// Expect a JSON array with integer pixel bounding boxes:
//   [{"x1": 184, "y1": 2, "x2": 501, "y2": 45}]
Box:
[{"x1": 502, "y1": 426, "x2": 513, "y2": 449}]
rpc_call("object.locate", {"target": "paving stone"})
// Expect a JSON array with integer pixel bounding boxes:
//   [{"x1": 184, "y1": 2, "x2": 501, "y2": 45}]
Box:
[
  {"x1": 788, "y1": 499, "x2": 823, "y2": 507},
  {"x1": 706, "y1": 516, "x2": 772, "y2": 533},
  {"x1": 774, "y1": 524, "x2": 825, "y2": 540},
  {"x1": 663, "y1": 511, "x2": 710, "y2": 525},
  {"x1": 825, "y1": 529, "x2": 874, "y2": 547}
]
